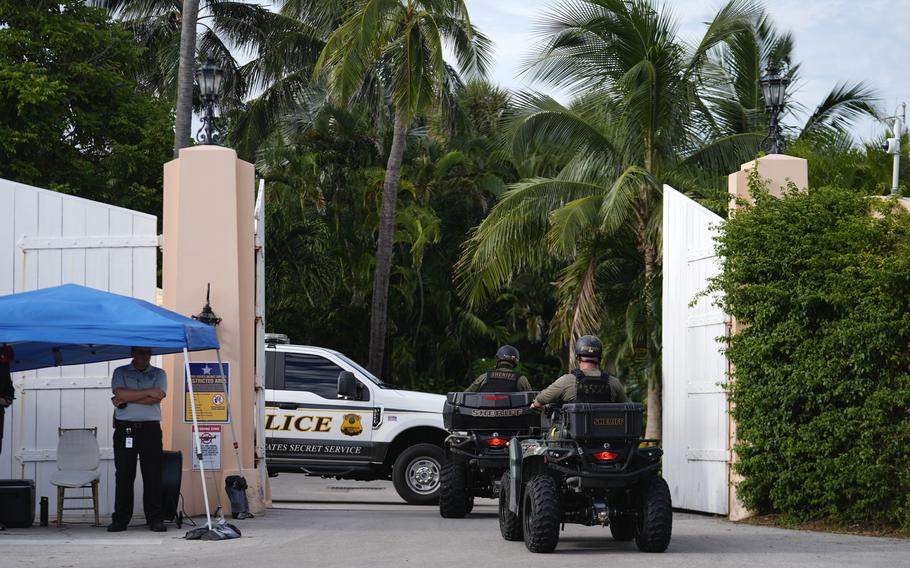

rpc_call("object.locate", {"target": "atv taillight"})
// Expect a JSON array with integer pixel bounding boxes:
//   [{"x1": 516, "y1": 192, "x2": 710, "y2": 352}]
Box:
[
  {"x1": 592, "y1": 451, "x2": 620, "y2": 461},
  {"x1": 485, "y1": 437, "x2": 509, "y2": 447},
  {"x1": 481, "y1": 395, "x2": 508, "y2": 400}
]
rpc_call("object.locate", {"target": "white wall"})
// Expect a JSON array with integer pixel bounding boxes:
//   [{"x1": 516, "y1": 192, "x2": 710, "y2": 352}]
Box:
[
  {"x1": 662, "y1": 185, "x2": 730, "y2": 515},
  {"x1": 0, "y1": 178, "x2": 158, "y2": 523}
]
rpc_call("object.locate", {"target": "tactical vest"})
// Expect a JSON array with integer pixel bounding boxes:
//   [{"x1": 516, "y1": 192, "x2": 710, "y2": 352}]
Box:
[
  {"x1": 480, "y1": 369, "x2": 521, "y2": 392},
  {"x1": 572, "y1": 369, "x2": 616, "y2": 403}
]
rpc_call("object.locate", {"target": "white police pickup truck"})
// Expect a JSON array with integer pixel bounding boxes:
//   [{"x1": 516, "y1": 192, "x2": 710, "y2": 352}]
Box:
[{"x1": 265, "y1": 336, "x2": 448, "y2": 504}]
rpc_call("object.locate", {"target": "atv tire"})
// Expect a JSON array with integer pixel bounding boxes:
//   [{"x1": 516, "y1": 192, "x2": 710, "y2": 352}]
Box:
[
  {"x1": 609, "y1": 514, "x2": 636, "y2": 541},
  {"x1": 439, "y1": 463, "x2": 469, "y2": 518},
  {"x1": 522, "y1": 475, "x2": 560, "y2": 553},
  {"x1": 498, "y1": 472, "x2": 522, "y2": 541},
  {"x1": 635, "y1": 476, "x2": 672, "y2": 553}
]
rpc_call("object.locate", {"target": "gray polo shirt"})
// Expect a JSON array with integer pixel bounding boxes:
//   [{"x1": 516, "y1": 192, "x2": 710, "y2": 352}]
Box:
[{"x1": 111, "y1": 363, "x2": 167, "y2": 422}]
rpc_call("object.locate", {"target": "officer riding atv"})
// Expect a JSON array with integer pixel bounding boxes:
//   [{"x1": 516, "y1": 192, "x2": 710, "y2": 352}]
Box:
[
  {"x1": 499, "y1": 335, "x2": 672, "y2": 553},
  {"x1": 439, "y1": 346, "x2": 541, "y2": 518}
]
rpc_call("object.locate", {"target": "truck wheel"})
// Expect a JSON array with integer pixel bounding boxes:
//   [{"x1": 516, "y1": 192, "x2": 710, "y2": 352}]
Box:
[
  {"x1": 522, "y1": 475, "x2": 560, "y2": 553},
  {"x1": 609, "y1": 514, "x2": 635, "y2": 541},
  {"x1": 393, "y1": 444, "x2": 445, "y2": 505},
  {"x1": 635, "y1": 476, "x2": 672, "y2": 553},
  {"x1": 439, "y1": 463, "x2": 468, "y2": 518},
  {"x1": 499, "y1": 472, "x2": 522, "y2": 541}
]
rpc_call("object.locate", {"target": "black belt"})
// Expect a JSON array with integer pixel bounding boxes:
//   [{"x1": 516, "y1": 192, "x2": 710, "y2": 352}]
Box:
[{"x1": 114, "y1": 419, "x2": 160, "y2": 429}]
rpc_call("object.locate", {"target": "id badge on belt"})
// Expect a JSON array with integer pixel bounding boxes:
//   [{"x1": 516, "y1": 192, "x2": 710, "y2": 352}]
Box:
[{"x1": 125, "y1": 427, "x2": 133, "y2": 449}]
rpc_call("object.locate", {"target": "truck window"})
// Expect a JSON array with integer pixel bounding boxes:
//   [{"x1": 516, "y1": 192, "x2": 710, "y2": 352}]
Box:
[
  {"x1": 265, "y1": 350, "x2": 279, "y2": 389},
  {"x1": 284, "y1": 353, "x2": 344, "y2": 399}
]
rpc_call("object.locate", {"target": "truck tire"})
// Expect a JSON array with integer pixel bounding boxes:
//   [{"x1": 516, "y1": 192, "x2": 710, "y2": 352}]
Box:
[
  {"x1": 522, "y1": 475, "x2": 560, "y2": 553},
  {"x1": 392, "y1": 443, "x2": 445, "y2": 505},
  {"x1": 499, "y1": 472, "x2": 522, "y2": 541},
  {"x1": 439, "y1": 463, "x2": 468, "y2": 518},
  {"x1": 609, "y1": 514, "x2": 635, "y2": 541},
  {"x1": 635, "y1": 476, "x2": 672, "y2": 553}
]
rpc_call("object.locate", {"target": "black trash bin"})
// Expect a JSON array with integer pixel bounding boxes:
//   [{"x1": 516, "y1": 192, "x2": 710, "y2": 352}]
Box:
[{"x1": 0, "y1": 479, "x2": 36, "y2": 528}]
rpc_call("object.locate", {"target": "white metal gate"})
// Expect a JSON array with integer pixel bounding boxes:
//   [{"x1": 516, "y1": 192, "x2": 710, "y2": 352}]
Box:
[
  {"x1": 661, "y1": 185, "x2": 729, "y2": 515},
  {"x1": 0, "y1": 178, "x2": 158, "y2": 521}
]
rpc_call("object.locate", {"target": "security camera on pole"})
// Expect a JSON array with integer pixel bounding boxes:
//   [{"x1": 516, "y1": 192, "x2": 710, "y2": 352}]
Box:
[{"x1": 884, "y1": 103, "x2": 906, "y2": 196}]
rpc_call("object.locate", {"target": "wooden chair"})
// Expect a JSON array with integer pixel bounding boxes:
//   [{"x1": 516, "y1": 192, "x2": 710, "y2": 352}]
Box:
[{"x1": 50, "y1": 427, "x2": 101, "y2": 527}]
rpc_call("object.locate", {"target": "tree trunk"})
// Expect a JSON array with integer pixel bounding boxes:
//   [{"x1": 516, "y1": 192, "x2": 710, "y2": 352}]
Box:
[
  {"x1": 645, "y1": 377, "x2": 661, "y2": 440},
  {"x1": 173, "y1": 0, "x2": 200, "y2": 157},
  {"x1": 641, "y1": 234, "x2": 661, "y2": 440},
  {"x1": 639, "y1": 139, "x2": 661, "y2": 440},
  {"x1": 368, "y1": 112, "x2": 408, "y2": 378}
]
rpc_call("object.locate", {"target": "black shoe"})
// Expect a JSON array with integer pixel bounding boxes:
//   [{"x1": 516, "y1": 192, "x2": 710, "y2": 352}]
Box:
[
  {"x1": 149, "y1": 521, "x2": 167, "y2": 532},
  {"x1": 106, "y1": 523, "x2": 128, "y2": 532}
]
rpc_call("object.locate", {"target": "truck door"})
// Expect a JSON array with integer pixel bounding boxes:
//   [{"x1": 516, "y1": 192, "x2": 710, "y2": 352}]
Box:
[{"x1": 265, "y1": 351, "x2": 374, "y2": 467}]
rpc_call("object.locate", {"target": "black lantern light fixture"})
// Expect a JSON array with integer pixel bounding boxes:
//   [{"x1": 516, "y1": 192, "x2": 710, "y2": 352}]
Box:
[
  {"x1": 759, "y1": 65, "x2": 789, "y2": 154},
  {"x1": 192, "y1": 283, "x2": 222, "y2": 327},
  {"x1": 195, "y1": 59, "x2": 224, "y2": 145}
]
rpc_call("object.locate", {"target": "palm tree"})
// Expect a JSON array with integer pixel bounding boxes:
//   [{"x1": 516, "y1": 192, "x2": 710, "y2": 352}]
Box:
[
  {"x1": 91, "y1": 0, "x2": 275, "y2": 153},
  {"x1": 175, "y1": 0, "x2": 200, "y2": 156},
  {"x1": 705, "y1": 9, "x2": 878, "y2": 146},
  {"x1": 458, "y1": 0, "x2": 763, "y2": 439},
  {"x1": 313, "y1": 0, "x2": 491, "y2": 377}
]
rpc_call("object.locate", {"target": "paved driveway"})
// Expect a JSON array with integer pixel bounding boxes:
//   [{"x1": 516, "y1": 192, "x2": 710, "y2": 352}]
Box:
[{"x1": 1, "y1": 475, "x2": 906, "y2": 568}]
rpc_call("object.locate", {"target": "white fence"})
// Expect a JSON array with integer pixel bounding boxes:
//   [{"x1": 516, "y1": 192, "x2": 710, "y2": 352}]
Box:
[
  {"x1": 662, "y1": 185, "x2": 730, "y2": 515},
  {"x1": 0, "y1": 178, "x2": 158, "y2": 522}
]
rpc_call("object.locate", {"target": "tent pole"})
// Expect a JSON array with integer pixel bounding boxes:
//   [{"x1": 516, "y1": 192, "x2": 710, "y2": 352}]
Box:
[
  {"x1": 184, "y1": 348, "x2": 212, "y2": 529},
  {"x1": 18, "y1": 387, "x2": 25, "y2": 479},
  {"x1": 215, "y1": 349, "x2": 243, "y2": 474},
  {"x1": 254, "y1": 178, "x2": 268, "y2": 504}
]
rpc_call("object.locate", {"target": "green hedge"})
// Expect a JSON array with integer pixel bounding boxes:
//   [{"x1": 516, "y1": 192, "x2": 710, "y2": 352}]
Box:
[{"x1": 709, "y1": 181, "x2": 910, "y2": 528}]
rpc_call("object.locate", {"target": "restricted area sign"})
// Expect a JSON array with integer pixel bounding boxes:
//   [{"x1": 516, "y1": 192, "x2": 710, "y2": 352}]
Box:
[
  {"x1": 192, "y1": 425, "x2": 222, "y2": 471},
  {"x1": 184, "y1": 361, "x2": 230, "y2": 423}
]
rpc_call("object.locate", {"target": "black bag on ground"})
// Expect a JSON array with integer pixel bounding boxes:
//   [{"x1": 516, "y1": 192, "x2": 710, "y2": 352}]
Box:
[{"x1": 225, "y1": 475, "x2": 253, "y2": 519}]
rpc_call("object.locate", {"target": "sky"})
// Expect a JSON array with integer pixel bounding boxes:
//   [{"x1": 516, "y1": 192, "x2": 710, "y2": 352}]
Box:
[{"x1": 462, "y1": 0, "x2": 910, "y2": 140}]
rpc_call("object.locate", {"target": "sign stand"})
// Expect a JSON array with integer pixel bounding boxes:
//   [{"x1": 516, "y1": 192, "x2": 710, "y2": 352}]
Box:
[
  {"x1": 183, "y1": 347, "x2": 212, "y2": 530},
  {"x1": 215, "y1": 349, "x2": 243, "y2": 474}
]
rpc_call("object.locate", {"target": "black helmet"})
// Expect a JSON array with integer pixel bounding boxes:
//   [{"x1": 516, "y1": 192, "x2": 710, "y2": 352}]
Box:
[
  {"x1": 575, "y1": 335, "x2": 603, "y2": 361},
  {"x1": 495, "y1": 345, "x2": 520, "y2": 367}
]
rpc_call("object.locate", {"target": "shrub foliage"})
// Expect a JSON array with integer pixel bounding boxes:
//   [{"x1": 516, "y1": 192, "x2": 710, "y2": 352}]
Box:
[{"x1": 709, "y1": 181, "x2": 910, "y2": 527}]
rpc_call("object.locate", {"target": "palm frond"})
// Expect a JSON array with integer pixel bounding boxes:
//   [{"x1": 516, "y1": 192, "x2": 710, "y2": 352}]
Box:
[
  {"x1": 599, "y1": 165, "x2": 656, "y2": 234},
  {"x1": 547, "y1": 195, "x2": 603, "y2": 256},
  {"x1": 507, "y1": 92, "x2": 620, "y2": 161},
  {"x1": 799, "y1": 82, "x2": 879, "y2": 141}
]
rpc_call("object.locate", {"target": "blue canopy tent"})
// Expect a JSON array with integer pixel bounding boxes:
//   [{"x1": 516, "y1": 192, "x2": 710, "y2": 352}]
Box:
[
  {"x1": 0, "y1": 284, "x2": 221, "y2": 529},
  {"x1": 0, "y1": 284, "x2": 218, "y2": 371}
]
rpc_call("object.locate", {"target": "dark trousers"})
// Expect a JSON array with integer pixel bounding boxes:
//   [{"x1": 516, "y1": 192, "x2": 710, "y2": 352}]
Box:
[
  {"x1": 112, "y1": 421, "x2": 163, "y2": 525},
  {"x1": 0, "y1": 407, "x2": 5, "y2": 456}
]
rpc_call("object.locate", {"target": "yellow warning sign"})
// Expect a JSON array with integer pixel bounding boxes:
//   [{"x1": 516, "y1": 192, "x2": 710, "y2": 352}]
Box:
[{"x1": 184, "y1": 362, "x2": 230, "y2": 423}]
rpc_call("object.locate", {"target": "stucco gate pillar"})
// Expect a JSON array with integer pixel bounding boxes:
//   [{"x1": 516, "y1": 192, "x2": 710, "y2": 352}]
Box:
[
  {"x1": 726, "y1": 154, "x2": 808, "y2": 521},
  {"x1": 160, "y1": 146, "x2": 267, "y2": 516}
]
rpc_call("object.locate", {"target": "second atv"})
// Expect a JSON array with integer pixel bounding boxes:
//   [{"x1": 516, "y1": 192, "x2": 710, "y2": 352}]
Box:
[{"x1": 439, "y1": 391, "x2": 541, "y2": 517}]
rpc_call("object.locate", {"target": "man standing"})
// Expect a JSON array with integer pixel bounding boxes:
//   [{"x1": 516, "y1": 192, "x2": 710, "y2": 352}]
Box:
[
  {"x1": 108, "y1": 347, "x2": 167, "y2": 532},
  {"x1": 0, "y1": 346, "x2": 15, "y2": 456},
  {"x1": 0, "y1": 346, "x2": 14, "y2": 531}
]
